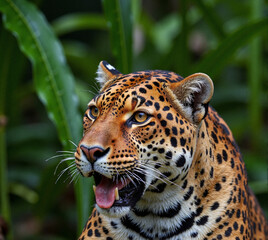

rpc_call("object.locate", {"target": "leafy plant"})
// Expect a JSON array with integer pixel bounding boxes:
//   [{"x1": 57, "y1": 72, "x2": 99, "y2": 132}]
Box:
[
  {"x1": 0, "y1": 0, "x2": 267, "y2": 239},
  {"x1": 0, "y1": 0, "x2": 92, "y2": 237},
  {"x1": 102, "y1": 0, "x2": 133, "y2": 73}
]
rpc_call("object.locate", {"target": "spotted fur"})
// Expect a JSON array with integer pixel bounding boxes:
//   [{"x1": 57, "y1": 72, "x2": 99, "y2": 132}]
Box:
[{"x1": 75, "y1": 61, "x2": 267, "y2": 240}]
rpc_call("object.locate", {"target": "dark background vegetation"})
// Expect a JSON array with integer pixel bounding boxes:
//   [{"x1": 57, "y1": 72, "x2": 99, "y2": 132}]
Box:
[{"x1": 0, "y1": 0, "x2": 267, "y2": 239}]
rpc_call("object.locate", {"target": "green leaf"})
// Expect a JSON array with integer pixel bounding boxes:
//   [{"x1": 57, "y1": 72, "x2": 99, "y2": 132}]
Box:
[
  {"x1": 192, "y1": 18, "x2": 268, "y2": 78},
  {"x1": 9, "y1": 182, "x2": 39, "y2": 204},
  {"x1": 191, "y1": 0, "x2": 226, "y2": 39},
  {"x1": 0, "y1": 27, "x2": 26, "y2": 240},
  {"x1": 0, "y1": 0, "x2": 80, "y2": 146},
  {"x1": 176, "y1": 0, "x2": 189, "y2": 76},
  {"x1": 248, "y1": 0, "x2": 263, "y2": 150},
  {"x1": 0, "y1": 0, "x2": 92, "y2": 234},
  {"x1": 62, "y1": 40, "x2": 100, "y2": 80},
  {"x1": 52, "y1": 13, "x2": 107, "y2": 36},
  {"x1": 151, "y1": 14, "x2": 180, "y2": 54},
  {"x1": 102, "y1": 0, "x2": 133, "y2": 73}
]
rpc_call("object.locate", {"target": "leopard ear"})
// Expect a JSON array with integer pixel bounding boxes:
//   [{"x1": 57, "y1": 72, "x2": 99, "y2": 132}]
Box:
[
  {"x1": 165, "y1": 73, "x2": 214, "y2": 124},
  {"x1": 96, "y1": 61, "x2": 121, "y2": 87}
]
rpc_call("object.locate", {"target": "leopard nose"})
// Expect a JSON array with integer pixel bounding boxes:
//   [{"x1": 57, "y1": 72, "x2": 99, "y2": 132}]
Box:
[{"x1": 80, "y1": 145, "x2": 109, "y2": 162}]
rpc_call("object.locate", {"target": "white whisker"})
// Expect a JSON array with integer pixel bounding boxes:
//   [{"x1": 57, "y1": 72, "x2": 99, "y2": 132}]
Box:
[
  {"x1": 68, "y1": 140, "x2": 78, "y2": 148},
  {"x1": 124, "y1": 170, "x2": 138, "y2": 188},
  {"x1": 56, "y1": 163, "x2": 76, "y2": 183},
  {"x1": 70, "y1": 171, "x2": 80, "y2": 184},
  {"x1": 56, "y1": 150, "x2": 75, "y2": 154},
  {"x1": 64, "y1": 166, "x2": 78, "y2": 183},
  {"x1": 45, "y1": 153, "x2": 73, "y2": 162},
  {"x1": 92, "y1": 81, "x2": 100, "y2": 93},
  {"x1": 54, "y1": 157, "x2": 75, "y2": 175},
  {"x1": 138, "y1": 162, "x2": 181, "y2": 189}
]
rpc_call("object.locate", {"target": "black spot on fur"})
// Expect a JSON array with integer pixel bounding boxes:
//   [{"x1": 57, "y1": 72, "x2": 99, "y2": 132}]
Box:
[
  {"x1": 220, "y1": 123, "x2": 230, "y2": 135},
  {"x1": 121, "y1": 215, "x2": 153, "y2": 240},
  {"x1": 139, "y1": 88, "x2": 147, "y2": 94},
  {"x1": 167, "y1": 113, "x2": 173, "y2": 120},
  {"x1": 233, "y1": 222, "x2": 238, "y2": 230},
  {"x1": 172, "y1": 127, "x2": 178, "y2": 135},
  {"x1": 103, "y1": 226, "x2": 109, "y2": 234},
  {"x1": 211, "y1": 202, "x2": 219, "y2": 210},
  {"x1": 171, "y1": 137, "x2": 177, "y2": 147},
  {"x1": 222, "y1": 149, "x2": 228, "y2": 161},
  {"x1": 210, "y1": 167, "x2": 214, "y2": 178},
  {"x1": 195, "y1": 206, "x2": 203, "y2": 217},
  {"x1": 159, "y1": 96, "x2": 165, "y2": 102},
  {"x1": 94, "y1": 229, "x2": 101, "y2": 237},
  {"x1": 145, "y1": 84, "x2": 153, "y2": 90},
  {"x1": 165, "y1": 128, "x2": 170, "y2": 136},
  {"x1": 87, "y1": 229, "x2": 93, "y2": 237},
  {"x1": 133, "y1": 208, "x2": 150, "y2": 217},
  {"x1": 145, "y1": 100, "x2": 153, "y2": 106},
  {"x1": 211, "y1": 131, "x2": 218, "y2": 143},
  {"x1": 215, "y1": 183, "x2": 222, "y2": 191},
  {"x1": 153, "y1": 81, "x2": 160, "y2": 87},
  {"x1": 224, "y1": 227, "x2": 232, "y2": 237},
  {"x1": 158, "y1": 213, "x2": 195, "y2": 239},
  {"x1": 111, "y1": 221, "x2": 118, "y2": 229},
  {"x1": 176, "y1": 155, "x2": 186, "y2": 167},
  {"x1": 191, "y1": 232, "x2": 198, "y2": 238},
  {"x1": 165, "y1": 151, "x2": 172, "y2": 159},
  {"x1": 196, "y1": 216, "x2": 208, "y2": 226},
  {"x1": 151, "y1": 183, "x2": 167, "y2": 193},
  {"x1": 154, "y1": 102, "x2": 160, "y2": 110},
  {"x1": 184, "y1": 186, "x2": 194, "y2": 201},
  {"x1": 217, "y1": 153, "x2": 222, "y2": 164},
  {"x1": 180, "y1": 137, "x2": 186, "y2": 146},
  {"x1": 202, "y1": 189, "x2": 209, "y2": 198},
  {"x1": 160, "y1": 120, "x2": 167, "y2": 127},
  {"x1": 157, "y1": 201, "x2": 181, "y2": 218},
  {"x1": 182, "y1": 180, "x2": 188, "y2": 189}
]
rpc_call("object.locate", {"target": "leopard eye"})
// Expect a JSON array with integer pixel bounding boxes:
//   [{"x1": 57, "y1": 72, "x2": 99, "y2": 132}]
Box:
[
  {"x1": 89, "y1": 106, "x2": 99, "y2": 119},
  {"x1": 133, "y1": 111, "x2": 148, "y2": 123}
]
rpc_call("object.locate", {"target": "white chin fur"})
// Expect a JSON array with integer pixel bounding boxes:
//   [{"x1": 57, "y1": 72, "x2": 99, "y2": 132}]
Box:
[{"x1": 96, "y1": 204, "x2": 130, "y2": 218}]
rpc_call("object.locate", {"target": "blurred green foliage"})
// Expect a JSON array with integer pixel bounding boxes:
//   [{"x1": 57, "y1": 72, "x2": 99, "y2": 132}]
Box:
[{"x1": 0, "y1": 0, "x2": 267, "y2": 239}]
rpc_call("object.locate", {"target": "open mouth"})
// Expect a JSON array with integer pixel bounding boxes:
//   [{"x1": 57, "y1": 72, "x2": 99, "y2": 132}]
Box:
[{"x1": 93, "y1": 172, "x2": 145, "y2": 209}]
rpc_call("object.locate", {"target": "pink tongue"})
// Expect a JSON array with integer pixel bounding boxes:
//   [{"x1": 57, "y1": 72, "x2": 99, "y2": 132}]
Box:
[{"x1": 95, "y1": 176, "x2": 118, "y2": 209}]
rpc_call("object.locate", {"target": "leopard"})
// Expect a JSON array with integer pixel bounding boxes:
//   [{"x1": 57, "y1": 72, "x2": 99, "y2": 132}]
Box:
[{"x1": 75, "y1": 61, "x2": 267, "y2": 240}]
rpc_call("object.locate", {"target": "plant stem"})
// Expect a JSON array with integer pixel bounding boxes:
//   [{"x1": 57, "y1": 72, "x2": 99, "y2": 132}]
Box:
[
  {"x1": 249, "y1": 0, "x2": 262, "y2": 150},
  {"x1": 178, "y1": 0, "x2": 189, "y2": 76},
  {"x1": 0, "y1": 28, "x2": 12, "y2": 240},
  {"x1": 0, "y1": 121, "x2": 11, "y2": 239},
  {"x1": 102, "y1": 0, "x2": 133, "y2": 73},
  {"x1": 74, "y1": 177, "x2": 95, "y2": 235}
]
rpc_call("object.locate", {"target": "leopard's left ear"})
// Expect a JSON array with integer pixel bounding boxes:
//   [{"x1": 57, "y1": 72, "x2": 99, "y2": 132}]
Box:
[
  {"x1": 165, "y1": 73, "x2": 214, "y2": 124},
  {"x1": 96, "y1": 61, "x2": 121, "y2": 88}
]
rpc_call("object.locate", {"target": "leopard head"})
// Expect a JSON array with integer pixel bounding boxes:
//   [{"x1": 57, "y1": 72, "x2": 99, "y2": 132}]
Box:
[{"x1": 75, "y1": 61, "x2": 214, "y2": 217}]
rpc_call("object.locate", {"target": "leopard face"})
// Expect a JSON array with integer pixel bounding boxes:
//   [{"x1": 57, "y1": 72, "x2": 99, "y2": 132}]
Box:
[{"x1": 75, "y1": 61, "x2": 213, "y2": 218}]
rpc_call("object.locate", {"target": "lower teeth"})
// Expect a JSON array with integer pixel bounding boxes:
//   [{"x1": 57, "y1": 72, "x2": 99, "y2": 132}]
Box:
[{"x1": 115, "y1": 187, "x2": 119, "y2": 200}]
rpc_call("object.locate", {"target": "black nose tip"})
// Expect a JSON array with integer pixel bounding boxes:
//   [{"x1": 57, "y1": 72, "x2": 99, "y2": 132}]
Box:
[{"x1": 80, "y1": 145, "x2": 109, "y2": 162}]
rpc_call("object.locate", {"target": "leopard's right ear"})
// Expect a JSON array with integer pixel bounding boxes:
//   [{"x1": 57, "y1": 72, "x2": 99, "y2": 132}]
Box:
[{"x1": 96, "y1": 61, "x2": 121, "y2": 88}]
